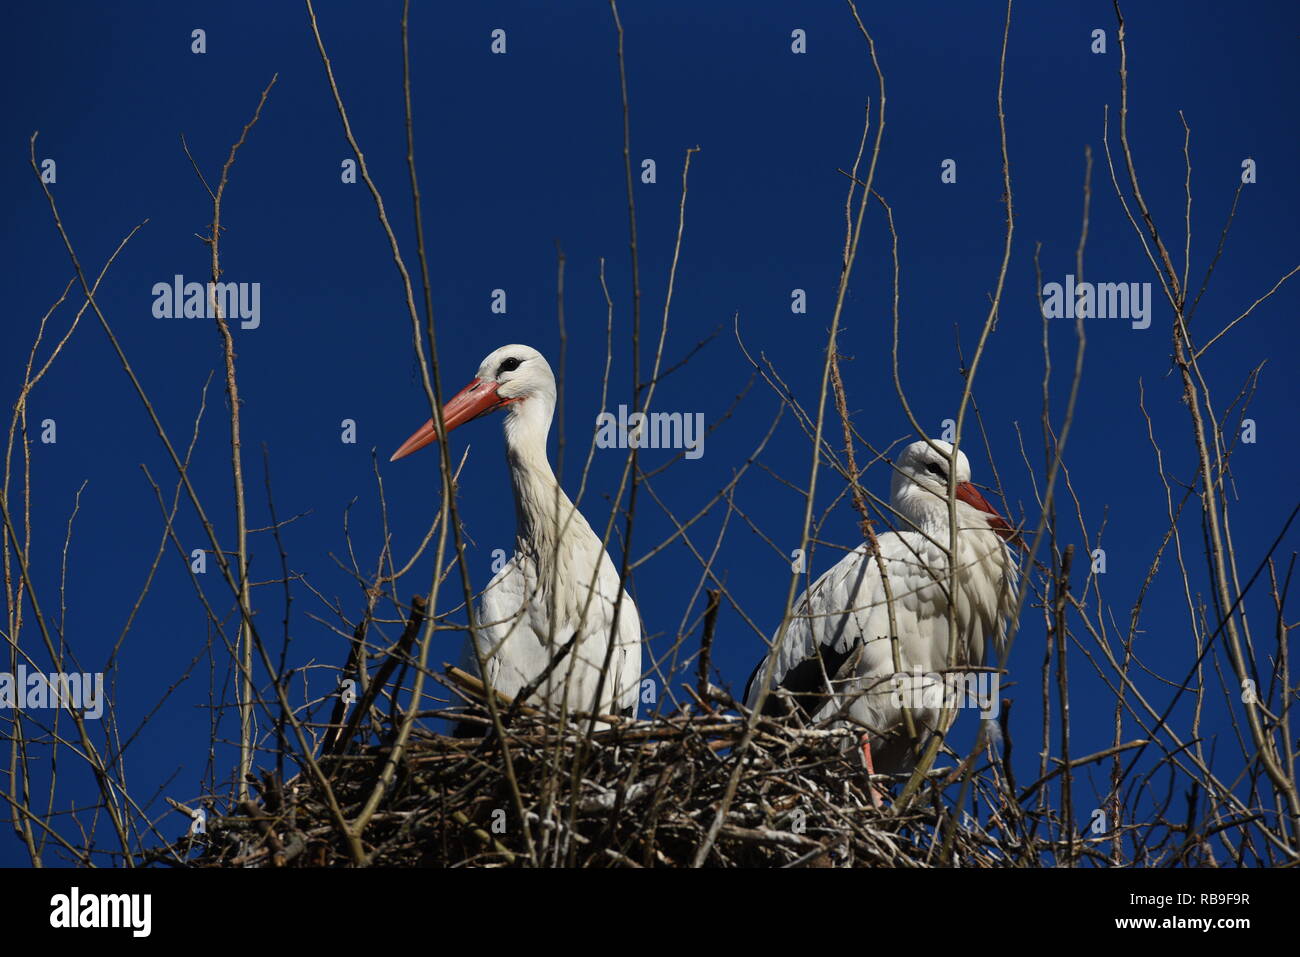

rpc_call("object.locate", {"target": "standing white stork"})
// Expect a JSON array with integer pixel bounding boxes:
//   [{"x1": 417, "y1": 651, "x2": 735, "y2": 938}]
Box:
[
  {"x1": 391, "y1": 344, "x2": 642, "y2": 728},
  {"x1": 744, "y1": 439, "x2": 1018, "y2": 789}
]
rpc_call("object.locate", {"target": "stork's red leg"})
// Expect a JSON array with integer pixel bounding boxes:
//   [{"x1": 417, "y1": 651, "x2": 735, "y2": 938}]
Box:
[{"x1": 860, "y1": 733, "x2": 883, "y2": 809}]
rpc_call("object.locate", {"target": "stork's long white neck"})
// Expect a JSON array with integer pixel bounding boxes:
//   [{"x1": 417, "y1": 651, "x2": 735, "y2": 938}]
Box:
[
  {"x1": 891, "y1": 481, "x2": 952, "y2": 539},
  {"x1": 502, "y1": 395, "x2": 580, "y2": 560}
]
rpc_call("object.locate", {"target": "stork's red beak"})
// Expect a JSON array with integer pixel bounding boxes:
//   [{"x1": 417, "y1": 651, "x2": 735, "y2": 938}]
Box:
[
  {"x1": 955, "y1": 481, "x2": 1018, "y2": 545},
  {"x1": 389, "y1": 378, "x2": 518, "y2": 462}
]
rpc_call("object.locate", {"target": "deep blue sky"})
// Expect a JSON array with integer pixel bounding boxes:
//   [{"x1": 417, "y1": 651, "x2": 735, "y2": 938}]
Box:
[{"x1": 2, "y1": 1, "x2": 1296, "y2": 865}]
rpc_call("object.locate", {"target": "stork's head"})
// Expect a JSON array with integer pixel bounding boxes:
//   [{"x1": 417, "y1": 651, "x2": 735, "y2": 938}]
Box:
[
  {"x1": 390, "y1": 344, "x2": 556, "y2": 462},
  {"x1": 891, "y1": 440, "x2": 1015, "y2": 542}
]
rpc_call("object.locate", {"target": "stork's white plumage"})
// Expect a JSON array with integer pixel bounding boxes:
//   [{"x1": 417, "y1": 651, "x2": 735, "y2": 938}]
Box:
[
  {"x1": 391, "y1": 344, "x2": 642, "y2": 726},
  {"x1": 744, "y1": 439, "x2": 1018, "y2": 784}
]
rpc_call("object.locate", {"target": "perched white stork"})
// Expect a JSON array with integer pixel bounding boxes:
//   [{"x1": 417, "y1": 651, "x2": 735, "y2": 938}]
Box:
[
  {"x1": 391, "y1": 344, "x2": 642, "y2": 729},
  {"x1": 744, "y1": 439, "x2": 1018, "y2": 788}
]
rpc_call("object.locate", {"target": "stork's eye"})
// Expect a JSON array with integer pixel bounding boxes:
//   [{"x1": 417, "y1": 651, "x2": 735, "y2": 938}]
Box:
[
  {"x1": 925, "y1": 461, "x2": 948, "y2": 481},
  {"x1": 498, "y1": 357, "x2": 522, "y2": 375}
]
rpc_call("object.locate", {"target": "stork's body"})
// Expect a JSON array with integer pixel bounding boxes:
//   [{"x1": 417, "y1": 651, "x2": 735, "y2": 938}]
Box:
[
  {"x1": 392, "y1": 345, "x2": 642, "y2": 724},
  {"x1": 744, "y1": 440, "x2": 1018, "y2": 778}
]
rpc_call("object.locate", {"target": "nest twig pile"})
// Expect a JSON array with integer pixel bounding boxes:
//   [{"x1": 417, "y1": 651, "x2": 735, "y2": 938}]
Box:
[{"x1": 157, "y1": 678, "x2": 1031, "y2": 868}]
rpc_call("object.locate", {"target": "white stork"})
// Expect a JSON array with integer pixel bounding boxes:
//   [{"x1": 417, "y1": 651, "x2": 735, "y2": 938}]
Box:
[
  {"x1": 391, "y1": 344, "x2": 642, "y2": 729},
  {"x1": 744, "y1": 439, "x2": 1018, "y2": 790}
]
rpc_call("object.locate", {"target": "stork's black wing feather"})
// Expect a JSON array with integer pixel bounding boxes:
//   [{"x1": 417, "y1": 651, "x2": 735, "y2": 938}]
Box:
[{"x1": 745, "y1": 641, "x2": 858, "y2": 718}]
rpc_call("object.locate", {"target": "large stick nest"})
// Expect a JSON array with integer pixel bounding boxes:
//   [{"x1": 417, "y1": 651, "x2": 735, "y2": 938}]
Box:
[{"x1": 157, "y1": 683, "x2": 1019, "y2": 868}]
